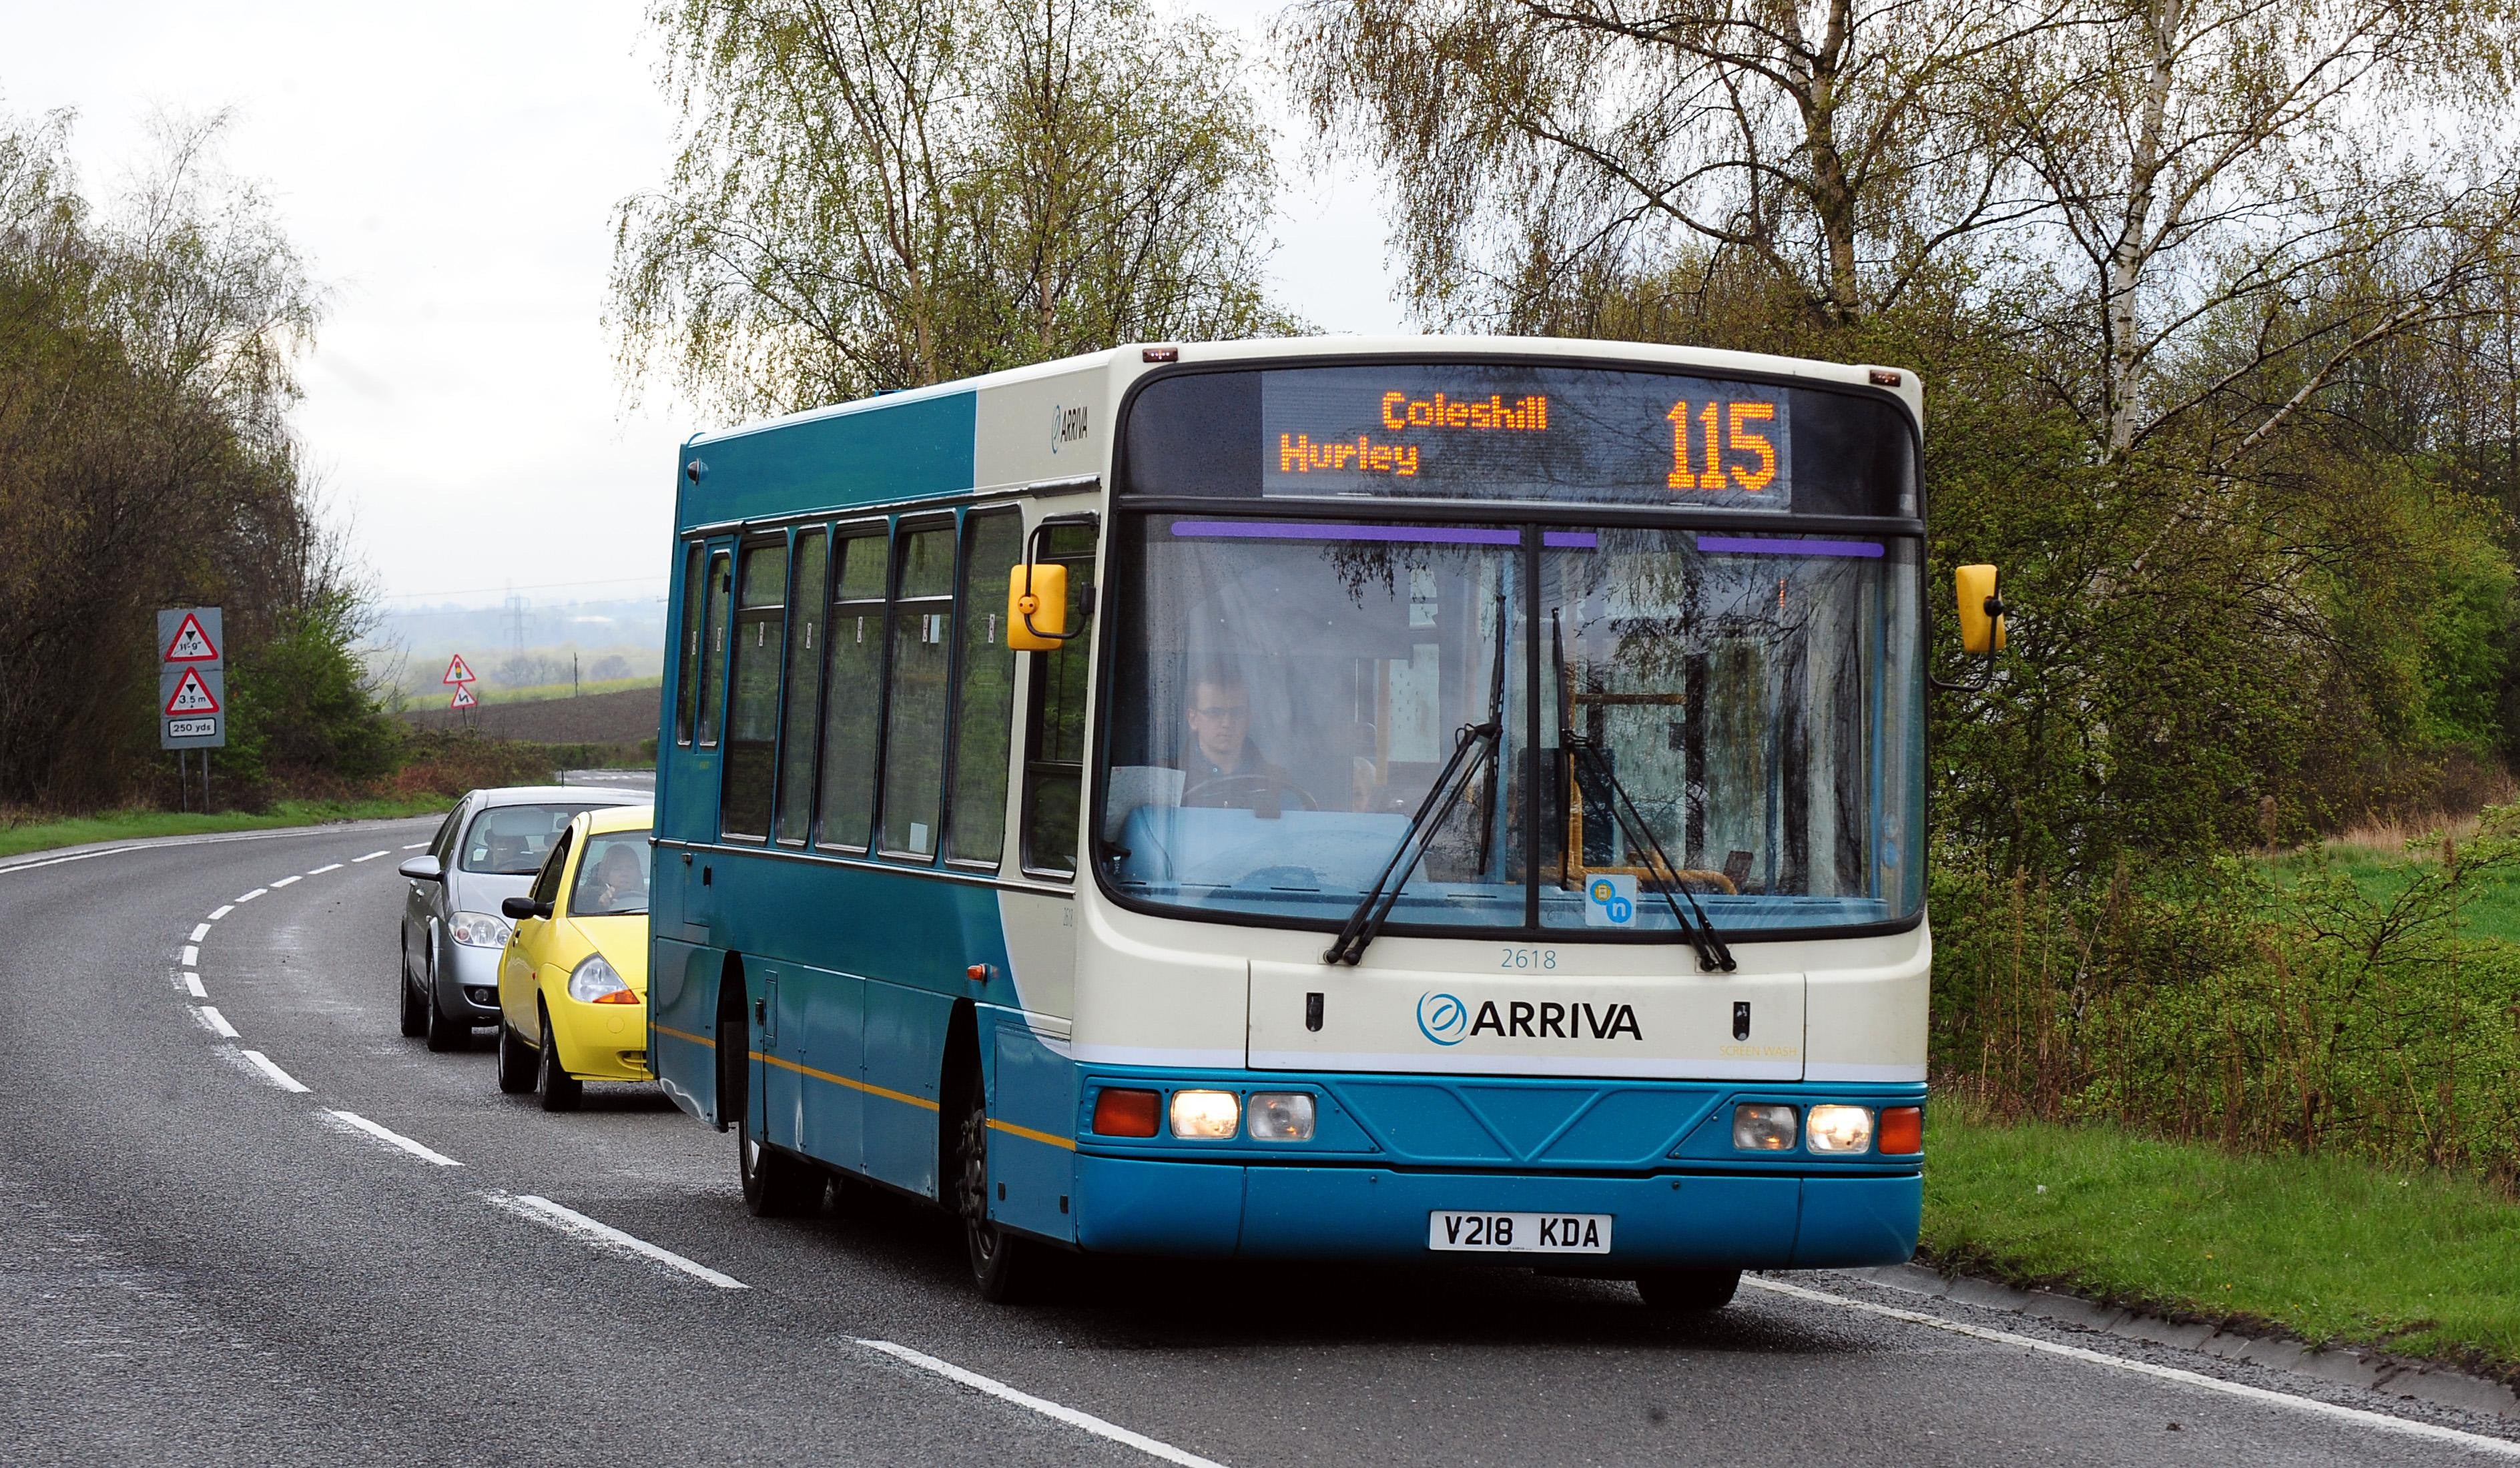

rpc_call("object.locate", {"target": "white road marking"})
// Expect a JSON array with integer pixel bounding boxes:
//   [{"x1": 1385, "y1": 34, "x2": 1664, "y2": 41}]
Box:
[
  {"x1": 238, "y1": 1050, "x2": 310, "y2": 1092},
  {"x1": 235, "y1": 888, "x2": 266, "y2": 903},
  {"x1": 402, "y1": 842, "x2": 426, "y2": 850},
  {"x1": 207, "y1": 905, "x2": 232, "y2": 920},
  {"x1": 181, "y1": 972, "x2": 206, "y2": 999},
  {"x1": 482, "y1": 1193, "x2": 747, "y2": 1290},
  {"x1": 306, "y1": 863, "x2": 342, "y2": 875},
  {"x1": 352, "y1": 850, "x2": 390, "y2": 862},
  {"x1": 196, "y1": 1006, "x2": 239, "y2": 1039},
  {"x1": 0, "y1": 847, "x2": 132, "y2": 875},
  {"x1": 327, "y1": 1110, "x2": 462, "y2": 1167},
  {"x1": 270, "y1": 875, "x2": 300, "y2": 888},
  {"x1": 189, "y1": 922, "x2": 211, "y2": 942},
  {"x1": 1746, "y1": 1276, "x2": 2520, "y2": 1459},
  {"x1": 855, "y1": 1339, "x2": 1229, "y2": 1467},
  {"x1": 180, "y1": 945, "x2": 199, "y2": 967}
]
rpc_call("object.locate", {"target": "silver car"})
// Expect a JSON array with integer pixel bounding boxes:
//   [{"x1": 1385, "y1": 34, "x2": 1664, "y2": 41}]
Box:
[{"x1": 396, "y1": 785, "x2": 648, "y2": 1051}]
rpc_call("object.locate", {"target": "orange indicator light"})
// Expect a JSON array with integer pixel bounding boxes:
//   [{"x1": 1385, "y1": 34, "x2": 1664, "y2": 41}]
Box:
[{"x1": 1879, "y1": 1106, "x2": 1923, "y2": 1154}]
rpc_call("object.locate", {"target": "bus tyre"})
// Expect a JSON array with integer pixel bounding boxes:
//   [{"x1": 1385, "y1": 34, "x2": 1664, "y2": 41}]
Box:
[
  {"x1": 398, "y1": 940, "x2": 426, "y2": 1038},
  {"x1": 536, "y1": 1004, "x2": 581, "y2": 1112},
  {"x1": 496, "y1": 1019, "x2": 536, "y2": 1094},
  {"x1": 954, "y1": 1068, "x2": 1040, "y2": 1304},
  {"x1": 1635, "y1": 1267, "x2": 1741, "y2": 1313},
  {"x1": 739, "y1": 1108, "x2": 820, "y2": 1217}
]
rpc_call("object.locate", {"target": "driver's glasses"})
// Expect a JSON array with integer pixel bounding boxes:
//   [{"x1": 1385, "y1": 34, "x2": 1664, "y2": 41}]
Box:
[{"x1": 1192, "y1": 703, "x2": 1249, "y2": 723}]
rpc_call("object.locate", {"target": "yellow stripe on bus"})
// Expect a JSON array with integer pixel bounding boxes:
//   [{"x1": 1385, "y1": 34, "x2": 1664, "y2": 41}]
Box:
[
  {"x1": 986, "y1": 1118, "x2": 1078, "y2": 1152},
  {"x1": 751, "y1": 1050, "x2": 942, "y2": 1112},
  {"x1": 653, "y1": 1022, "x2": 716, "y2": 1050}
]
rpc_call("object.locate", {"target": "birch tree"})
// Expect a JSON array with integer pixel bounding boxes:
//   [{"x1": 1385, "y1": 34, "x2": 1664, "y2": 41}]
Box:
[{"x1": 611, "y1": 0, "x2": 1294, "y2": 419}]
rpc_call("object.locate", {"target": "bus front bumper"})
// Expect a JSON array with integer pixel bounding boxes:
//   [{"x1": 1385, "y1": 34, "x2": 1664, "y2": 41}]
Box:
[{"x1": 1070, "y1": 1155, "x2": 1919, "y2": 1268}]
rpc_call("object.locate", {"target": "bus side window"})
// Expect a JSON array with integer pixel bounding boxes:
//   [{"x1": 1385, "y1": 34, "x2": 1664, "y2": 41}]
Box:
[
  {"x1": 719, "y1": 536, "x2": 788, "y2": 839},
  {"x1": 944, "y1": 510, "x2": 1021, "y2": 869},
  {"x1": 697, "y1": 549, "x2": 733, "y2": 747},
  {"x1": 1020, "y1": 524, "x2": 1097, "y2": 877},
  {"x1": 816, "y1": 525, "x2": 891, "y2": 852},
  {"x1": 774, "y1": 528, "x2": 830, "y2": 845},
  {"x1": 673, "y1": 542, "x2": 705, "y2": 745},
  {"x1": 879, "y1": 521, "x2": 958, "y2": 860}
]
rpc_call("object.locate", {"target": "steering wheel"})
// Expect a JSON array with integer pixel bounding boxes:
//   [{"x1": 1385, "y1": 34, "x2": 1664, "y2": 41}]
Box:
[{"x1": 1181, "y1": 772, "x2": 1318, "y2": 811}]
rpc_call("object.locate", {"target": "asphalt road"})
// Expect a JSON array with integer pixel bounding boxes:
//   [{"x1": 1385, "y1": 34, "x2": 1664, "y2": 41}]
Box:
[{"x1": 3, "y1": 818, "x2": 2515, "y2": 1466}]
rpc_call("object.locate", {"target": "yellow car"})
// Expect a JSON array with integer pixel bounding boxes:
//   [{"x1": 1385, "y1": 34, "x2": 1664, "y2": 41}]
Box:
[{"x1": 495, "y1": 805, "x2": 653, "y2": 1110}]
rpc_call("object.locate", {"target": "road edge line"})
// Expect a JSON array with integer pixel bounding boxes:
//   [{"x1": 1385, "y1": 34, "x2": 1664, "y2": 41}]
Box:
[
  {"x1": 854, "y1": 1338, "x2": 1229, "y2": 1468},
  {"x1": 1743, "y1": 1276, "x2": 2520, "y2": 1457}
]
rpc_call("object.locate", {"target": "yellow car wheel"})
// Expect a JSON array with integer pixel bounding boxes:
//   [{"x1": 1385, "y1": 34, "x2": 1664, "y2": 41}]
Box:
[{"x1": 536, "y1": 1002, "x2": 581, "y2": 1112}]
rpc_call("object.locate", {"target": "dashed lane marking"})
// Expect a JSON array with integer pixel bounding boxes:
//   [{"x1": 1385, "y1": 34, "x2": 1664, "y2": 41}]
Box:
[
  {"x1": 855, "y1": 1339, "x2": 1229, "y2": 1467},
  {"x1": 238, "y1": 1050, "x2": 310, "y2": 1093},
  {"x1": 189, "y1": 922, "x2": 211, "y2": 942},
  {"x1": 180, "y1": 944, "x2": 199, "y2": 968},
  {"x1": 306, "y1": 863, "x2": 342, "y2": 875},
  {"x1": 401, "y1": 842, "x2": 426, "y2": 850},
  {"x1": 270, "y1": 875, "x2": 300, "y2": 888},
  {"x1": 1743, "y1": 1276, "x2": 2520, "y2": 1459},
  {"x1": 196, "y1": 1006, "x2": 238, "y2": 1039},
  {"x1": 481, "y1": 1192, "x2": 747, "y2": 1290},
  {"x1": 207, "y1": 905, "x2": 232, "y2": 920},
  {"x1": 327, "y1": 1110, "x2": 461, "y2": 1167},
  {"x1": 181, "y1": 972, "x2": 206, "y2": 999},
  {"x1": 352, "y1": 850, "x2": 390, "y2": 862},
  {"x1": 234, "y1": 888, "x2": 266, "y2": 903}
]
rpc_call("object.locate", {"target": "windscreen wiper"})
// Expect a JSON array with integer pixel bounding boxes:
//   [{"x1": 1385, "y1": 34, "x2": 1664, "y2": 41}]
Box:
[
  {"x1": 1324, "y1": 593, "x2": 1509, "y2": 967},
  {"x1": 1554, "y1": 611, "x2": 1737, "y2": 974}
]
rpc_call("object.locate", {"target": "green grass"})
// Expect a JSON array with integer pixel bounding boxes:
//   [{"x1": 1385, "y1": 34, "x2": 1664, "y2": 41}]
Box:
[
  {"x1": 2259, "y1": 841, "x2": 2520, "y2": 944},
  {"x1": 0, "y1": 796, "x2": 448, "y2": 861},
  {"x1": 1925, "y1": 1107, "x2": 2520, "y2": 1375}
]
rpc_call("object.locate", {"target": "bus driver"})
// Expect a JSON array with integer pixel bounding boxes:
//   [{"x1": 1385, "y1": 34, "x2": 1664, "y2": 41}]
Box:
[{"x1": 1179, "y1": 665, "x2": 1311, "y2": 811}]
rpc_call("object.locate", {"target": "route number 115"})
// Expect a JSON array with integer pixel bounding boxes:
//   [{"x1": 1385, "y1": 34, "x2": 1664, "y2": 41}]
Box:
[{"x1": 1666, "y1": 400, "x2": 1779, "y2": 492}]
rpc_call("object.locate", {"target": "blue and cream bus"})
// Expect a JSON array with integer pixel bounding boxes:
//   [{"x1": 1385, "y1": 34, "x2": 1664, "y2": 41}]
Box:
[{"x1": 650, "y1": 336, "x2": 1963, "y2": 1307}]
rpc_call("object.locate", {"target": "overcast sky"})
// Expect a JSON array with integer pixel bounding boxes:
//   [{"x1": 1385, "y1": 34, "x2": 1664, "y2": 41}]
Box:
[{"x1": 5, "y1": 0, "x2": 1403, "y2": 615}]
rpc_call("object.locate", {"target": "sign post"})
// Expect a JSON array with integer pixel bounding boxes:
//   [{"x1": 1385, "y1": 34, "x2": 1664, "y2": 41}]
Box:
[{"x1": 158, "y1": 606, "x2": 226, "y2": 811}]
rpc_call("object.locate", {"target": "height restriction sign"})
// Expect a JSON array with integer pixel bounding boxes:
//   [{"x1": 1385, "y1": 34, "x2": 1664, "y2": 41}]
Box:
[{"x1": 157, "y1": 606, "x2": 226, "y2": 749}]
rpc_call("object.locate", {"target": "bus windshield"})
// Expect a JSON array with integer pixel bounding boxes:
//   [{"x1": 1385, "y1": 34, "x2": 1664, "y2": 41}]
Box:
[{"x1": 1099, "y1": 515, "x2": 1923, "y2": 938}]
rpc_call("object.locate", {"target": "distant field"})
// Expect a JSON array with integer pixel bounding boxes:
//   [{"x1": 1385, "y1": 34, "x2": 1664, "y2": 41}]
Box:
[
  {"x1": 466, "y1": 675, "x2": 661, "y2": 706},
  {"x1": 400, "y1": 684, "x2": 662, "y2": 746},
  {"x1": 2262, "y1": 837, "x2": 2520, "y2": 944}
]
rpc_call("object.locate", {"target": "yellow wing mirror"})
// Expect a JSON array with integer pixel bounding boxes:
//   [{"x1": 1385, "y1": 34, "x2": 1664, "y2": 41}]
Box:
[
  {"x1": 1955, "y1": 565, "x2": 2006, "y2": 655},
  {"x1": 1007, "y1": 561, "x2": 1070, "y2": 651}
]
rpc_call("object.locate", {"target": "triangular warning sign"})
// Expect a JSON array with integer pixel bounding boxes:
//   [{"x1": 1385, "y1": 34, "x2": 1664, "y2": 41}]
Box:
[
  {"x1": 165, "y1": 667, "x2": 221, "y2": 715},
  {"x1": 163, "y1": 613, "x2": 219, "y2": 663},
  {"x1": 448, "y1": 684, "x2": 479, "y2": 710},
  {"x1": 442, "y1": 653, "x2": 477, "y2": 685}
]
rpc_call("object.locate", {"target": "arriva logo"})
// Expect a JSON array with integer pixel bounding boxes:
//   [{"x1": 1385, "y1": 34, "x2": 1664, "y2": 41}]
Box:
[
  {"x1": 1050, "y1": 402, "x2": 1089, "y2": 454},
  {"x1": 1416, "y1": 991, "x2": 1470, "y2": 1046}
]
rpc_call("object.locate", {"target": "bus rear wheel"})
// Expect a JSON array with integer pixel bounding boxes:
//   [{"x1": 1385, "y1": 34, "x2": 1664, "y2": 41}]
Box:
[
  {"x1": 953, "y1": 1067, "x2": 1040, "y2": 1303},
  {"x1": 1634, "y1": 1267, "x2": 1741, "y2": 1313},
  {"x1": 739, "y1": 1108, "x2": 821, "y2": 1217}
]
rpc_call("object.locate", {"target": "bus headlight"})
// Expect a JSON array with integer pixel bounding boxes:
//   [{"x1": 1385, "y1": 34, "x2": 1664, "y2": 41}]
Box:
[
  {"x1": 1169, "y1": 1090, "x2": 1241, "y2": 1139},
  {"x1": 1732, "y1": 1103, "x2": 1798, "y2": 1150},
  {"x1": 1807, "y1": 1104, "x2": 1875, "y2": 1153},
  {"x1": 1247, "y1": 1092, "x2": 1316, "y2": 1142}
]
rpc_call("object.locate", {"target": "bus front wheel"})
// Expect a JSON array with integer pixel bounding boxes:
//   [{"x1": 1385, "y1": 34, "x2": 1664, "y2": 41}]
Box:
[
  {"x1": 739, "y1": 1107, "x2": 820, "y2": 1217},
  {"x1": 953, "y1": 1067, "x2": 1040, "y2": 1303},
  {"x1": 1635, "y1": 1267, "x2": 1741, "y2": 1313}
]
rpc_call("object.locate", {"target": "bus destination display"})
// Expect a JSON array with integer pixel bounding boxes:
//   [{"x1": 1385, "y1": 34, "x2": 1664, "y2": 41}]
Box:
[{"x1": 1259, "y1": 365, "x2": 1795, "y2": 508}]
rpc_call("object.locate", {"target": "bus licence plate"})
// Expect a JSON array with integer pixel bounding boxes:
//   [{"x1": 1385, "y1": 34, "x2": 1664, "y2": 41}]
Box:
[{"x1": 1428, "y1": 1211, "x2": 1612, "y2": 1254}]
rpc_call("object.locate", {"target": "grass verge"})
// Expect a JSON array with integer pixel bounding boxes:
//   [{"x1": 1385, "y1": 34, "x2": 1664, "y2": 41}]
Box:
[
  {"x1": 1924, "y1": 1106, "x2": 2520, "y2": 1380},
  {"x1": 0, "y1": 796, "x2": 447, "y2": 862}
]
